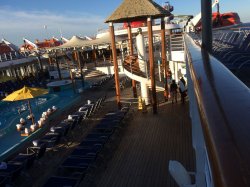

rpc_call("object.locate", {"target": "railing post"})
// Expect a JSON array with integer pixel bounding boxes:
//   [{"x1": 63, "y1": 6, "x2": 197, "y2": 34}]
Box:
[{"x1": 201, "y1": 0, "x2": 212, "y2": 52}]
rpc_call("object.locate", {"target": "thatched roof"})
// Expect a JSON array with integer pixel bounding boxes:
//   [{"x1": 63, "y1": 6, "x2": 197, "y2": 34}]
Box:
[{"x1": 105, "y1": 0, "x2": 171, "y2": 23}]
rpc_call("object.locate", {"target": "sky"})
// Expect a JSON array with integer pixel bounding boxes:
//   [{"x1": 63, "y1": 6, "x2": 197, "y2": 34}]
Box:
[{"x1": 0, "y1": 0, "x2": 249, "y2": 46}]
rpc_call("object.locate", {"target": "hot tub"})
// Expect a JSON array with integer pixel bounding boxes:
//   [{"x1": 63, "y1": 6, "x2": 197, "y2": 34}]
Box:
[{"x1": 47, "y1": 80, "x2": 73, "y2": 92}]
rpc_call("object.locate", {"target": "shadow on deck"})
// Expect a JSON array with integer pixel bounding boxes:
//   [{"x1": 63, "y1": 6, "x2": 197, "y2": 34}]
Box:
[{"x1": 83, "y1": 101, "x2": 195, "y2": 187}]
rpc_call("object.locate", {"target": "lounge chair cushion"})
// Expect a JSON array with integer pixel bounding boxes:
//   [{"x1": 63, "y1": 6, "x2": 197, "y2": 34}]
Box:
[{"x1": 169, "y1": 160, "x2": 192, "y2": 186}]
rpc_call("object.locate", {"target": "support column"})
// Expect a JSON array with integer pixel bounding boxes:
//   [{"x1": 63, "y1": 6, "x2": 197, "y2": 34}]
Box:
[
  {"x1": 174, "y1": 61, "x2": 178, "y2": 81},
  {"x1": 93, "y1": 46, "x2": 97, "y2": 67},
  {"x1": 77, "y1": 51, "x2": 85, "y2": 87},
  {"x1": 14, "y1": 68, "x2": 19, "y2": 79},
  {"x1": 81, "y1": 51, "x2": 86, "y2": 69},
  {"x1": 147, "y1": 17, "x2": 157, "y2": 114},
  {"x1": 161, "y1": 18, "x2": 169, "y2": 101},
  {"x1": 109, "y1": 46, "x2": 112, "y2": 62},
  {"x1": 48, "y1": 56, "x2": 53, "y2": 65},
  {"x1": 54, "y1": 55, "x2": 62, "y2": 80},
  {"x1": 37, "y1": 55, "x2": 43, "y2": 72},
  {"x1": 23, "y1": 66, "x2": 28, "y2": 77},
  {"x1": 34, "y1": 62, "x2": 40, "y2": 78},
  {"x1": 127, "y1": 23, "x2": 137, "y2": 98},
  {"x1": 141, "y1": 83, "x2": 149, "y2": 105},
  {"x1": 201, "y1": 0, "x2": 212, "y2": 52},
  {"x1": 109, "y1": 22, "x2": 121, "y2": 109},
  {"x1": 70, "y1": 70, "x2": 76, "y2": 93},
  {"x1": 26, "y1": 65, "x2": 31, "y2": 76},
  {"x1": 7, "y1": 69, "x2": 12, "y2": 77},
  {"x1": 136, "y1": 29, "x2": 150, "y2": 105},
  {"x1": 20, "y1": 66, "x2": 25, "y2": 77}
]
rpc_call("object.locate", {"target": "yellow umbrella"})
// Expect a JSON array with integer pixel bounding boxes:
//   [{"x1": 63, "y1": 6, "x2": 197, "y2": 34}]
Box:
[{"x1": 3, "y1": 86, "x2": 49, "y2": 124}]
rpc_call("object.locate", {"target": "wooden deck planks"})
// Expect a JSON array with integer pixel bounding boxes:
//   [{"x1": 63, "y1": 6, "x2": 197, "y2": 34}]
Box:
[{"x1": 86, "y1": 102, "x2": 195, "y2": 187}]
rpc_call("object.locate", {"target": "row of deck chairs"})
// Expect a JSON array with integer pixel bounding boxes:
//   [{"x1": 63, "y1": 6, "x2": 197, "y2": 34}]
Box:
[
  {"x1": 212, "y1": 30, "x2": 250, "y2": 71},
  {"x1": 90, "y1": 75, "x2": 113, "y2": 89},
  {"x1": 0, "y1": 97, "x2": 106, "y2": 186},
  {"x1": 43, "y1": 107, "x2": 130, "y2": 187}
]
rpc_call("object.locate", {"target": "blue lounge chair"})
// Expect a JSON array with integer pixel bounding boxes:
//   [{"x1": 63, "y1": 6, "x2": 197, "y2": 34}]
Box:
[
  {"x1": 61, "y1": 157, "x2": 95, "y2": 171},
  {"x1": 85, "y1": 133, "x2": 109, "y2": 142},
  {"x1": 43, "y1": 176, "x2": 80, "y2": 187},
  {"x1": 78, "y1": 140, "x2": 105, "y2": 148},
  {"x1": 69, "y1": 146, "x2": 102, "y2": 158},
  {"x1": 8, "y1": 152, "x2": 36, "y2": 169},
  {"x1": 27, "y1": 143, "x2": 47, "y2": 159},
  {"x1": 0, "y1": 175, "x2": 8, "y2": 187},
  {"x1": 0, "y1": 163, "x2": 23, "y2": 182}
]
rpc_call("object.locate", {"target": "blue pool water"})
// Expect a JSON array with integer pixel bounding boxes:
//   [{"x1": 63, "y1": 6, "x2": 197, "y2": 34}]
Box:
[
  {"x1": 0, "y1": 95, "x2": 54, "y2": 131},
  {"x1": 0, "y1": 80, "x2": 90, "y2": 160}
]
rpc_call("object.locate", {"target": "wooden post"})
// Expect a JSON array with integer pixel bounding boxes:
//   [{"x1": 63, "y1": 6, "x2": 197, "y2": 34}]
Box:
[
  {"x1": 109, "y1": 22, "x2": 121, "y2": 109},
  {"x1": 161, "y1": 18, "x2": 168, "y2": 101},
  {"x1": 74, "y1": 50, "x2": 78, "y2": 62},
  {"x1": 93, "y1": 46, "x2": 97, "y2": 67},
  {"x1": 48, "y1": 56, "x2": 52, "y2": 65},
  {"x1": 109, "y1": 45, "x2": 112, "y2": 62},
  {"x1": 127, "y1": 23, "x2": 133, "y2": 55},
  {"x1": 37, "y1": 55, "x2": 43, "y2": 72},
  {"x1": 54, "y1": 54, "x2": 62, "y2": 80},
  {"x1": 77, "y1": 51, "x2": 85, "y2": 87},
  {"x1": 70, "y1": 70, "x2": 76, "y2": 93},
  {"x1": 127, "y1": 22, "x2": 137, "y2": 98},
  {"x1": 147, "y1": 17, "x2": 157, "y2": 114},
  {"x1": 14, "y1": 68, "x2": 19, "y2": 79}
]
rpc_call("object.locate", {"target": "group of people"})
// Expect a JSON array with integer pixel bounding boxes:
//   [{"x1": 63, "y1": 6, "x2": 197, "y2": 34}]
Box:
[{"x1": 169, "y1": 76, "x2": 187, "y2": 104}]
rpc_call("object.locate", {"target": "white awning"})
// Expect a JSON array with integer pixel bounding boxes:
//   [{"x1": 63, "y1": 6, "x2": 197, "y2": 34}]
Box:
[{"x1": 55, "y1": 32, "x2": 124, "y2": 49}]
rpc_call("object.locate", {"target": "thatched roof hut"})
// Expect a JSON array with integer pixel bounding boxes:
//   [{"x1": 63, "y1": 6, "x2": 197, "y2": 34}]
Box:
[{"x1": 105, "y1": 0, "x2": 171, "y2": 23}]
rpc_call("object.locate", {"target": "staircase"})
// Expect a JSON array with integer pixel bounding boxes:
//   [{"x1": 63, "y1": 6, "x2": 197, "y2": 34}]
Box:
[
  {"x1": 123, "y1": 55, "x2": 165, "y2": 92},
  {"x1": 61, "y1": 52, "x2": 78, "y2": 70},
  {"x1": 170, "y1": 34, "x2": 185, "y2": 62},
  {"x1": 83, "y1": 68, "x2": 106, "y2": 78}
]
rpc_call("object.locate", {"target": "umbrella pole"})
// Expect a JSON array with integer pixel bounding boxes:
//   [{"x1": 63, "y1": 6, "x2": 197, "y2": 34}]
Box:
[{"x1": 27, "y1": 100, "x2": 35, "y2": 125}]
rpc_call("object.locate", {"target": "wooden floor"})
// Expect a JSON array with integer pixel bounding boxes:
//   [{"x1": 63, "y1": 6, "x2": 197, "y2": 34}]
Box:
[
  {"x1": 7, "y1": 76, "x2": 195, "y2": 187},
  {"x1": 80, "y1": 100, "x2": 195, "y2": 187}
]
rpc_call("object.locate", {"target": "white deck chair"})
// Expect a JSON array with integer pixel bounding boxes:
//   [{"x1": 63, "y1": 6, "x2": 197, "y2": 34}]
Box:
[{"x1": 169, "y1": 160, "x2": 196, "y2": 187}]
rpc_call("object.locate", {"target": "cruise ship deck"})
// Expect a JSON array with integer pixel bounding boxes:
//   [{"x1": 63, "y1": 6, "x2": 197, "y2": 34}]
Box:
[
  {"x1": 91, "y1": 101, "x2": 195, "y2": 187},
  {"x1": 1, "y1": 0, "x2": 250, "y2": 187}
]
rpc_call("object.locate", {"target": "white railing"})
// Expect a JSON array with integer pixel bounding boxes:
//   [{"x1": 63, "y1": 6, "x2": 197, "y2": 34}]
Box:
[{"x1": 185, "y1": 32, "x2": 250, "y2": 187}]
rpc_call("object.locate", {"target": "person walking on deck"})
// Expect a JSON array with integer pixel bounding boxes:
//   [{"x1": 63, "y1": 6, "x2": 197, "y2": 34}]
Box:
[
  {"x1": 178, "y1": 77, "x2": 187, "y2": 104},
  {"x1": 170, "y1": 80, "x2": 178, "y2": 104}
]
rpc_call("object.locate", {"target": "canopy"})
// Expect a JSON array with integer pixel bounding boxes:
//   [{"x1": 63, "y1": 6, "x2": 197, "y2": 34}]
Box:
[
  {"x1": 3, "y1": 86, "x2": 49, "y2": 125},
  {"x1": 54, "y1": 32, "x2": 124, "y2": 49},
  {"x1": 3, "y1": 86, "x2": 48, "y2": 101},
  {"x1": 105, "y1": 0, "x2": 171, "y2": 23}
]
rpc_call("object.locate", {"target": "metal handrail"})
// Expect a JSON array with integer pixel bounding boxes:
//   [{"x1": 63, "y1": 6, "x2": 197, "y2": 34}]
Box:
[
  {"x1": 123, "y1": 55, "x2": 148, "y2": 78},
  {"x1": 185, "y1": 33, "x2": 250, "y2": 187}
]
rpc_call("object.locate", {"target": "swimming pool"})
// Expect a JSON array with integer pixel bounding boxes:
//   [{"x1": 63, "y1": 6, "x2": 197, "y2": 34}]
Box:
[
  {"x1": 0, "y1": 95, "x2": 55, "y2": 131},
  {"x1": 0, "y1": 80, "x2": 90, "y2": 160}
]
